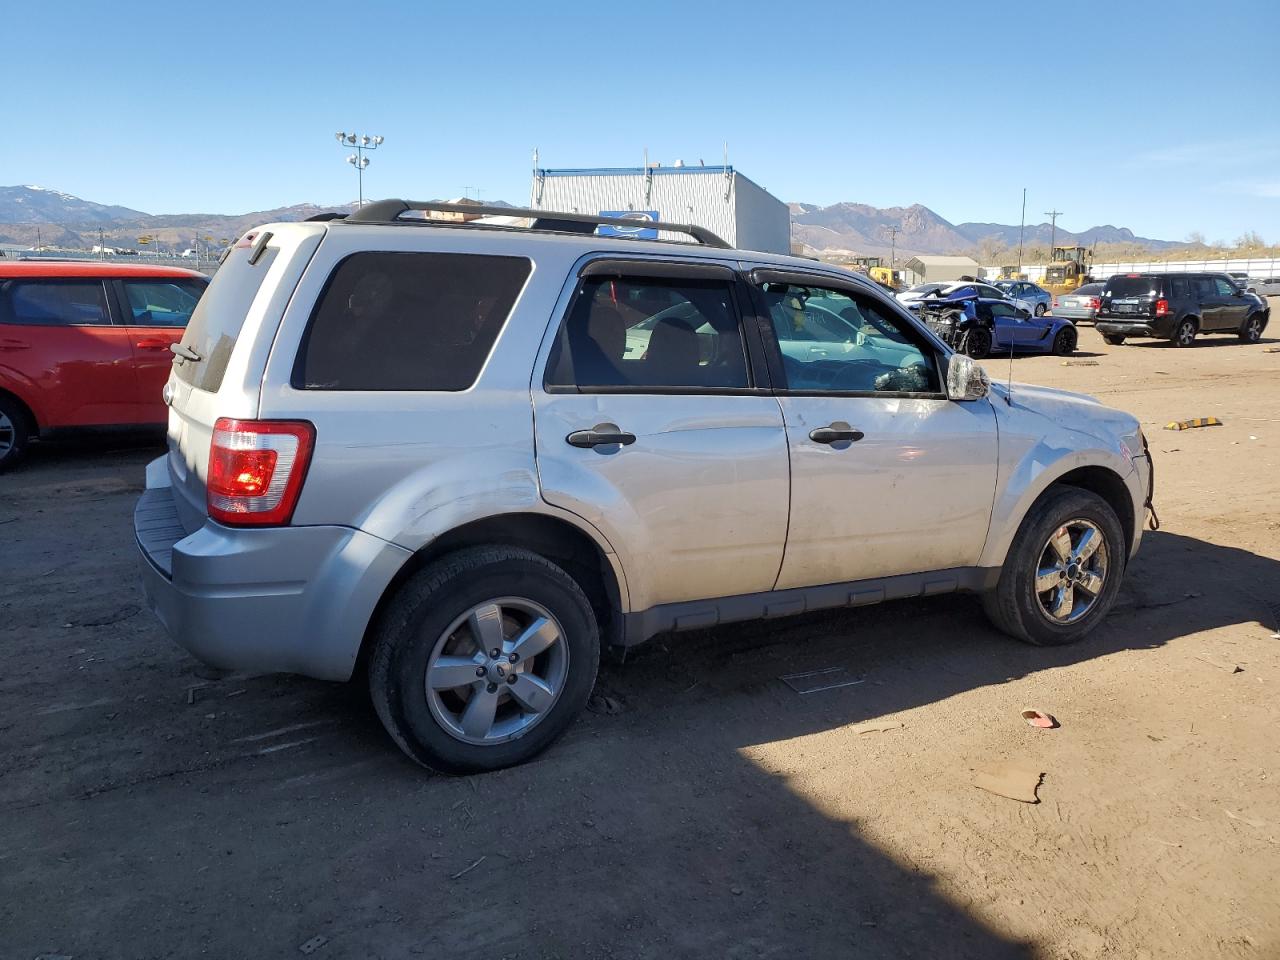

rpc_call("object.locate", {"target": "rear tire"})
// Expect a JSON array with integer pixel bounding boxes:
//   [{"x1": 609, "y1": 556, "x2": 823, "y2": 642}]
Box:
[
  {"x1": 1102, "y1": 334, "x2": 1126, "y2": 346},
  {"x1": 1052, "y1": 327, "x2": 1077, "y2": 356},
  {"x1": 1171, "y1": 318, "x2": 1197, "y2": 347},
  {"x1": 369, "y1": 546, "x2": 600, "y2": 773},
  {"x1": 1034, "y1": 303, "x2": 1047, "y2": 317},
  {"x1": 982, "y1": 486, "x2": 1126, "y2": 647},
  {"x1": 0, "y1": 395, "x2": 31, "y2": 472},
  {"x1": 1238, "y1": 313, "x2": 1265, "y2": 343}
]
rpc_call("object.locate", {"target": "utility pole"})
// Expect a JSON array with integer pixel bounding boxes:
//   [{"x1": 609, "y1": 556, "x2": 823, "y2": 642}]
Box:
[
  {"x1": 1017, "y1": 188, "x2": 1026, "y2": 275},
  {"x1": 887, "y1": 225, "x2": 900, "y2": 268},
  {"x1": 1045, "y1": 208, "x2": 1063, "y2": 263},
  {"x1": 98, "y1": 227, "x2": 105, "y2": 260},
  {"x1": 335, "y1": 131, "x2": 385, "y2": 208}
]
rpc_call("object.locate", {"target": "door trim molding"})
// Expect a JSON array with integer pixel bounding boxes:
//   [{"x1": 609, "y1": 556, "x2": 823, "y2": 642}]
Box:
[{"x1": 619, "y1": 565, "x2": 1000, "y2": 646}]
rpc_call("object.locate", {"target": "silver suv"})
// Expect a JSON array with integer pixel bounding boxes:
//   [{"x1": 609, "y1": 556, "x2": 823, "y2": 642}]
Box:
[{"x1": 135, "y1": 201, "x2": 1154, "y2": 773}]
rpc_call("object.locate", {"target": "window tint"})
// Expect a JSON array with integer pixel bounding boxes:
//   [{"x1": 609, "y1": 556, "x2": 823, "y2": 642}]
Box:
[
  {"x1": 761, "y1": 282, "x2": 939, "y2": 394},
  {"x1": 122, "y1": 278, "x2": 207, "y2": 328},
  {"x1": 295, "y1": 251, "x2": 530, "y2": 391},
  {"x1": 0, "y1": 280, "x2": 110, "y2": 326},
  {"x1": 990, "y1": 301, "x2": 1020, "y2": 317},
  {"x1": 177, "y1": 245, "x2": 278, "y2": 392},
  {"x1": 1170, "y1": 277, "x2": 1189, "y2": 298},
  {"x1": 1193, "y1": 277, "x2": 1216, "y2": 299},
  {"x1": 1213, "y1": 277, "x2": 1237, "y2": 296},
  {"x1": 1105, "y1": 277, "x2": 1158, "y2": 298},
  {"x1": 545, "y1": 276, "x2": 749, "y2": 390}
]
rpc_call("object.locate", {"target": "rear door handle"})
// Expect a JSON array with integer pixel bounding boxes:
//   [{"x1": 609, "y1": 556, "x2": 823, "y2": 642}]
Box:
[
  {"x1": 809, "y1": 424, "x2": 865, "y2": 444},
  {"x1": 566, "y1": 423, "x2": 637, "y2": 448}
]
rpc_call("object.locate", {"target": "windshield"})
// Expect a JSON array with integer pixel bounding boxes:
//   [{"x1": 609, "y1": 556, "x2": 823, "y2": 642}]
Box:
[{"x1": 905, "y1": 283, "x2": 943, "y2": 295}]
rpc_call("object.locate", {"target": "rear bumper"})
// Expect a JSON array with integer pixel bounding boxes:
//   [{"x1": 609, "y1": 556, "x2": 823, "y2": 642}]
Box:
[
  {"x1": 135, "y1": 479, "x2": 411, "y2": 682},
  {"x1": 1096, "y1": 317, "x2": 1174, "y2": 338}
]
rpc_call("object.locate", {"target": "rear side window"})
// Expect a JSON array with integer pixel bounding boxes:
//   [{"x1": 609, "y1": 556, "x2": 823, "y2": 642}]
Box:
[
  {"x1": 122, "y1": 278, "x2": 208, "y2": 328},
  {"x1": 294, "y1": 252, "x2": 530, "y2": 391},
  {"x1": 1193, "y1": 277, "x2": 1216, "y2": 299},
  {"x1": 1105, "y1": 276, "x2": 1158, "y2": 298},
  {"x1": 0, "y1": 280, "x2": 110, "y2": 326},
  {"x1": 177, "y1": 246, "x2": 278, "y2": 392},
  {"x1": 544, "y1": 275, "x2": 750, "y2": 391},
  {"x1": 1170, "y1": 277, "x2": 1189, "y2": 298}
]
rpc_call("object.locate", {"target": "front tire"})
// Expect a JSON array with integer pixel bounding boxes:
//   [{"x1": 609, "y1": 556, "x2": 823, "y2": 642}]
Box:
[
  {"x1": 1052, "y1": 327, "x2": 1077, "y2": 356},
  {"x1": 1238, "y1": 313, "x2": 1265, "y2": 343},
  {"x1": 369, "y1": 546, "x2": 600, "y2": 773},
  {"x1": 983, "y1": 486, "x2": 1126, "y2": 646},
  {"x1": 1102, "y1": 334, "x2": 1126, "y2": 345},
  {"x1": 0, "y1": 395, "x2": 31, "y2": 472},
  {"x1": 964, "y1": 327, "x2": 992, "y2": 359},
  {"x1": 1034, "y1": 303, "x2": 1047, "y2": 317}
]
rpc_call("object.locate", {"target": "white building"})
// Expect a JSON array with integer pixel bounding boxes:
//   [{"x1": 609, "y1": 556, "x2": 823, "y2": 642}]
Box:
[
  {"x1": 529, "y1": 164, "x2": 791, "y2": 254},
  {"x1": 903, "y1": 255, "x2": 982, "y2": 283}
]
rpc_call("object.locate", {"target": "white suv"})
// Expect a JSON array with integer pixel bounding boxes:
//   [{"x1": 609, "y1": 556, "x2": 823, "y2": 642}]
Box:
[{"x1": 135, "y1": 201, "x2": 1153, "y2": 773}]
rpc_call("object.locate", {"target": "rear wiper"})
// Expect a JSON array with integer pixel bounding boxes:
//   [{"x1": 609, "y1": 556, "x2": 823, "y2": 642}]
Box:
[{"x1": 170, "y1": 343, "x2": 201, "y2": 362}]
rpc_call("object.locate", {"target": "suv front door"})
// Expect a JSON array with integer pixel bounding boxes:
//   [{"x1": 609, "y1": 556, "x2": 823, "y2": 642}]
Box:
[
  {"x1": 533, "y1": 260, "x2": 790, "y2": 611},
  {"x1": 749, "y1": 271, "x2": 998, "y2": 589},
  {"x1": 1212, "y1": 276, "x2": 1249, "y2": 329}
]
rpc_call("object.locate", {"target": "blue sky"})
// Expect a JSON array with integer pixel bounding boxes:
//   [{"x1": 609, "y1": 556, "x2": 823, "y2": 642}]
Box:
[{"x1": 5, "y1": 0, "x2": 1277, "y2": 241}]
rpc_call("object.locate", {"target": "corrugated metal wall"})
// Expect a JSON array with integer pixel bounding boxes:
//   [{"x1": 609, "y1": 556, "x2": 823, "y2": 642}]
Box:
[{"x1": 530, "y1": 167, "x2": 791, "y2": 254}]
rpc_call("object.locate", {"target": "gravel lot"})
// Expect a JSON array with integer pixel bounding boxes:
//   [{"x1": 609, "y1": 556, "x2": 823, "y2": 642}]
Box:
[{"x1": 2, "y1": 321, "x2": 1278, "y2": 959}]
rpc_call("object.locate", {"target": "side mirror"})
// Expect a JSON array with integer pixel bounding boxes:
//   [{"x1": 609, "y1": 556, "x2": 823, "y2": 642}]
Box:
[{"x1": 946, "y1": 352, "x2": 990, "y2": 401}]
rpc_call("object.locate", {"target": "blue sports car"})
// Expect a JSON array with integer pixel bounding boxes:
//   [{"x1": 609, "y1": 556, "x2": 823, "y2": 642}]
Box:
[{"x1": 919, "y1": 294, "x2": 1078, "y2": 358}]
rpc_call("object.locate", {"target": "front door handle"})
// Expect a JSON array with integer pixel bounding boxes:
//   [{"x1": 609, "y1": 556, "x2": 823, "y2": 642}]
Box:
[
  {"x1": 566, "y1": 423, "x2": 637, "y2": 448},
  {"x1": 809, "y1": 424, "x2": 865, "y2": 444},
  {"x1": 135, "y1": 338, "x2": 172, "y2": 350}
]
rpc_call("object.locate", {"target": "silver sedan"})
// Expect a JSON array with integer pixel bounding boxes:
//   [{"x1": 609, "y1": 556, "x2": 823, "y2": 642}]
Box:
[{"x1": 1050, "y1": 282, "x2": 1105, "y2": 323}]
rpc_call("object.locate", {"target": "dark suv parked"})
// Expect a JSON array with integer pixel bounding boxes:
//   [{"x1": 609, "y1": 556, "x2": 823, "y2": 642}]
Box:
[{"x1": 1095, "y1": 272, "x2": 1269, "y2": 347}]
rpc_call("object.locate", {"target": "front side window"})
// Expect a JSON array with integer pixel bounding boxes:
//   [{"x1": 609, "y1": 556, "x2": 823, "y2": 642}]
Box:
[
  {"x1": 1194, "y1": 277, "x2": 1216, "y2": 299},
  {"x1": 122, "y1": 278, "x2": 207, "y2": 327},
  {"x1": 1213, "y1": 277, "x2": 1237, "y2": 296},
  {"x1": 544, "y1": 275, "x2": 749, "y2": 390},
  {"x1": 760, "y1": 282, "x2": 939, "y2": 394},
  {"x1": 990, "y1": 301, "x2": 1021, "y2": 318},
  {"x1": 0, "y1": 280, "x2": 110, "y2": 326},
  {"x1": 295, "y1": 251, "x2": 531, "y2": 391}
]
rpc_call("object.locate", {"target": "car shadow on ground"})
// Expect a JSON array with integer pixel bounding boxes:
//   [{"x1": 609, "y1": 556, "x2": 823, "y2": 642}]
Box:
[
  {"x1": 1125, "y1": 335, "x2": 1278, "y2": 349},
  {"x1": 7, "y1": 516, "x2": 1279, "y2": 956}
]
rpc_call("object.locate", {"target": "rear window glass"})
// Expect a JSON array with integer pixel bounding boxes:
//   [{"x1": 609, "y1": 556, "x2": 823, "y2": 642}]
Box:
[
  {"x1": 1105, "y1": 277, "x2": 1158, "y2": 298},
  {"x1": 0, "y1": 280, "x2": 110, "y2": 326},
  {"x1": 1074, "y1": 283, "x2": 1104, "y2": 296},
  {"x1": 294, "y1": 252, "x2": 531, "y2": 391},
  {"x1": 176, "y1": 246, "x2": 277, "y2": 392}
]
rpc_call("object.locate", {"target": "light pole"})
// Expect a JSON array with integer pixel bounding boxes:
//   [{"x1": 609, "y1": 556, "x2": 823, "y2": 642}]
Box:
[{"x1": 335, "y1": 131, "x2": 384, "y2": 208}]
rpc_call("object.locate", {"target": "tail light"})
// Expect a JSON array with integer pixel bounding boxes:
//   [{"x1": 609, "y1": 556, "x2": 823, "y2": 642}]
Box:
[
  {"x1": 207, "y1": 418, "x2": 315, "y2": 526},
  {"x1": 1154, "y1": 298, "x2": 1170, "y2": 317},
  {"x1": 1088, "y1": 297, "x2": 1100, "y2": 310},
  {"x1": 1052, "y1": 297, "x2": 1060, "y2": 308}
]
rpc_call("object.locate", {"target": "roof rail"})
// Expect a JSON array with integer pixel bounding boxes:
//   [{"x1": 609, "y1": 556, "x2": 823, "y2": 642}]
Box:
[{"x1": 342, "y1": 199, "x2": 731, "y2": 248}]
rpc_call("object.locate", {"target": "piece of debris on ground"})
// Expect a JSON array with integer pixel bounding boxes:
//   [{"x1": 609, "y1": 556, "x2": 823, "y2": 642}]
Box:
[{"x1": 973, "y1": 761, "x2": 1044, "y2": 803}]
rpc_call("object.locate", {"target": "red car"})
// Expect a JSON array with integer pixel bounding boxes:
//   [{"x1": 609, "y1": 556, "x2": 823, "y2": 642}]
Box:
[{"x1": 0, "y1": 261, "x2": 209, "y2": 468}]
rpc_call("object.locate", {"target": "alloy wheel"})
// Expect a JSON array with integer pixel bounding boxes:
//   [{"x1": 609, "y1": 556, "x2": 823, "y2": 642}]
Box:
[
  {"x1": 0, "y1": 409, "x2": 13, "y2": 457},
  {"x1": 424, "y1": 597, "x2": 570, "y2": 746},
  {"x1": 1033, "y1": 519, "x2": 1109, "y2": 624},
  {"x1": 1244, "y1": 316, "x2": 1262, "y2": 342},
  {"x1": 1176, "y1": 321, "x2": 1196, "y2": 346}
]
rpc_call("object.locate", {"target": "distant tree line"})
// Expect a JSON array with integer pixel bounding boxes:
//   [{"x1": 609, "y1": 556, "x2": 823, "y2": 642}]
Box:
[{"x1": 963, "y1": 231, "x2": 1279, "y2": 265}]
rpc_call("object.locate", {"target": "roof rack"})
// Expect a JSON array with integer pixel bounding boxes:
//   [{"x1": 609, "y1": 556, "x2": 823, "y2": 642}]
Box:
[{"x1": 340, "y1": 199, "x2": 731, "y2": 248}]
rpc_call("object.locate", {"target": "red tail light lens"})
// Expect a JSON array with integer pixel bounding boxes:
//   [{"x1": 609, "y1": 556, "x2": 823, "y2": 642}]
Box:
[
  {"x1": 1088, "y1": 297, "x2": 1100, "y2": 310},
  {"x1": 1154, "y1": 298, "x2": 1170, "y2": 317},
  {"x1": 1052, "y1": 297, "x2": 1060, "y2": 308},
  {"x1": 208, "y1": 418, "x2": 315, "y2": 526}
]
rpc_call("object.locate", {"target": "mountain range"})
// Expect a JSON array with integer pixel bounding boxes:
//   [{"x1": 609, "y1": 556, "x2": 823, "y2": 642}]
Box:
[
  {"x1": 0, "y1": 184, "x2": 1182, "y2": 257},
  {"x1": 788, "y1": 202, "x2": 1181, "y2": 258}
]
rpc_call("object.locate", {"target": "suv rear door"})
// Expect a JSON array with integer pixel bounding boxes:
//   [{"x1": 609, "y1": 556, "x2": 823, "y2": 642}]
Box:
[
  {"x1": 533, "y1": 259, "x2": 790, "y2": 610},
  {"x1": 165, "y1": 229, "x2": 322, "y2": 533},
  {"x1": 0, "y1": 276, "x2": 136, "y2": 427}
]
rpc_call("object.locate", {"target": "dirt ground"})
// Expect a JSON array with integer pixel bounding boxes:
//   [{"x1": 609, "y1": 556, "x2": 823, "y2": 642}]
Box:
[{"x1": 2, "y1": 320, "x2": 1279, "y2": 960}]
